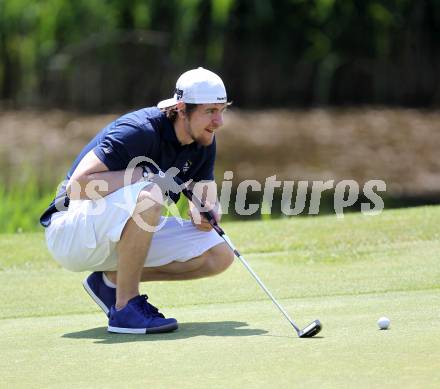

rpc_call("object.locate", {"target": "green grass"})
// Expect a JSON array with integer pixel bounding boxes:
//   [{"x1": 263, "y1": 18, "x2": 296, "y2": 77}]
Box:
[
  {"x1": 0, "y1": 179, "x2": 55, "y2": 233},
  {"x1": 1, "y1": 206, "x2": 440, "y2": 388}
]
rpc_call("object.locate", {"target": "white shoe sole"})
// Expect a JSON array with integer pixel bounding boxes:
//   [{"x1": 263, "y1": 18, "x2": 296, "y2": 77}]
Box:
[
  {"x1": 108, "y1": 322, "x2": 178, "y2": 334},
  {"x1": 82, "y1": 278, "x2": 110, "y2": 316}
]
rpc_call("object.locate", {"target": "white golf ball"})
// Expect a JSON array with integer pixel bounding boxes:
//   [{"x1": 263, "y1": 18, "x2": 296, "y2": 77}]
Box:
[{"x1": 377, "y1": 316, "x2": 390, "y2": 330}]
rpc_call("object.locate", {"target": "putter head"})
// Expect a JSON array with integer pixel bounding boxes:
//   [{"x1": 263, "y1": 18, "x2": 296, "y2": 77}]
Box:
[{"x1": 299, "y1": 320, "x2": 322, "y2": 338}]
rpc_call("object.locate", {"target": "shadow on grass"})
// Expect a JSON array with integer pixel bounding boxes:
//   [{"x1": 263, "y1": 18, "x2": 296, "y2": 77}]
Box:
[
  {"x1": 62, "y1": 321, "x2": 268, "y2": 344},
  {"x1": 261, "y1": 334, "x2": 325, "y2": 339}
]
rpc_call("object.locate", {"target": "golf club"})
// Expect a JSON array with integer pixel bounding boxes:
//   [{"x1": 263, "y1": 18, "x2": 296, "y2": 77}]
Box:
[{"x1": 178, "y1": 183, "x2": 322, "y2": 338}]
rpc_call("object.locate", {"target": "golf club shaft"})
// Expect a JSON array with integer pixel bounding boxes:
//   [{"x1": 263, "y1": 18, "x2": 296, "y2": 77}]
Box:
[
  {"x1": 180, "y1": 187, "x2": 302, "y2": 334},
  {"x1": 221, "y1": 234, "x2": 301, "y2": 333}
]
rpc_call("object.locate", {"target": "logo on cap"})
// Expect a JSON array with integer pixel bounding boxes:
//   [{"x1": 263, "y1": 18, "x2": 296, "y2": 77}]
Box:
[{"x1": 175, "y1": 88, "x2": 184, "y2": 100}]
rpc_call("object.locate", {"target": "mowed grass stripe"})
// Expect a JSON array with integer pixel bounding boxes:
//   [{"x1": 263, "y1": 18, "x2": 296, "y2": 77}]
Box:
[
  {"x1": 1, "y1": 205, "x2": 440, "y2": 270},
  {"x1": 1, "y1": 233, "x2": 439, "y2": 319}
]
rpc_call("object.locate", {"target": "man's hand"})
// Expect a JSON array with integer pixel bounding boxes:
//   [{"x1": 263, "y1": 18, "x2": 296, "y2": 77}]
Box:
[{"x1": 188, "y1": 201, "x2": 221, "y2": 232}]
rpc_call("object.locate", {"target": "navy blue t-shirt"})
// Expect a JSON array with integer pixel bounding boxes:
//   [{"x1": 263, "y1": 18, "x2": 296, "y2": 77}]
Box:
[{"x1": 40, "y1": 107, "x2": 216, "y2": 227}]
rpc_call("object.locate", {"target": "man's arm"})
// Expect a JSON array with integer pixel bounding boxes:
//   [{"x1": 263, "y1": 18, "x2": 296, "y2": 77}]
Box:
[{"x1": 67, "y1": 150, "x2": 144, "y2": 200}]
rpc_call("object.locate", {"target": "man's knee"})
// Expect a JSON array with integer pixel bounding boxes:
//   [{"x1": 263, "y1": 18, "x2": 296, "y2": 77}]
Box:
[
  {"x1": 135, "y1": 185, "x2": 164, "y2": 217},
  {"x1": 206, "y1": 243, "x2": 234, "y2": 275},
  {"x1": 122, "y1": 185, "x2": 164, "y2": 235}
]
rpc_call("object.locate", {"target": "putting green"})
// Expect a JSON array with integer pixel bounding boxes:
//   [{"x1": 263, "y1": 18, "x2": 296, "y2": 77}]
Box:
[{"x1": 1, "y1": 207, "x2": 439, "y2": 388}]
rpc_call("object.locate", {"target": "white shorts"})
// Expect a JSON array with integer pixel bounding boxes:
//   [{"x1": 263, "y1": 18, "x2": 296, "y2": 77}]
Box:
[{"x1": 45, "y1": 181, "x2": 224, "y2": 272}]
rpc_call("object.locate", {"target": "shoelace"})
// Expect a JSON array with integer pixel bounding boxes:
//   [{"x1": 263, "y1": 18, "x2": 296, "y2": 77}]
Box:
[{"x1": 136, "y1": 295, "x2": 165, "y2": 318}]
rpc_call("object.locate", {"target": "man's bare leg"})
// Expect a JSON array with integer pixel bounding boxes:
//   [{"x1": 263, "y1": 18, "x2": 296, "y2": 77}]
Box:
[
  {"x1": 114, "y1": 186, "x2": 163, "y2": 309},
  {"x1": 141, "y1": 242, "x2": 234, "y2": 281},
  {"x1": 105, "y1": 242, "x2": 234, "y2": 285}
]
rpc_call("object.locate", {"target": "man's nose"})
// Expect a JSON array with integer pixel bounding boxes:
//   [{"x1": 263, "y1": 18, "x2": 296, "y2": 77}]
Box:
[{"x1": 212, "y1": 112, "x2": 223, "y2": 127}]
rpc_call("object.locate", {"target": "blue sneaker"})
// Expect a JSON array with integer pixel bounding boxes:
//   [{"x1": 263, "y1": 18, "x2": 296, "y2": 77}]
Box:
[
  {"x1": 108, "y1": 295, "x2": 178, "y2": 334},
  {"x1": 82, "y1": 272, "x2": 116, "y2": 317}
]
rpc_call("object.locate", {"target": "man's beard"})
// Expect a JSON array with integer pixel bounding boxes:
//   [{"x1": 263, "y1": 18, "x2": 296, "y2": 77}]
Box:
[
  {"x1": 194, "y1": 134, "x2": 214, "y2": 146},
  {"x1": 185, "y1": 121, "x2": 214, "y2": 146}
]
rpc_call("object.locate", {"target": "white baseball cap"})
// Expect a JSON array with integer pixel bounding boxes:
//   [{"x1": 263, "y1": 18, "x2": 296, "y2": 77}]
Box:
[{"x1": 157, "y1": 67, "x2": 227, "y2": 109}]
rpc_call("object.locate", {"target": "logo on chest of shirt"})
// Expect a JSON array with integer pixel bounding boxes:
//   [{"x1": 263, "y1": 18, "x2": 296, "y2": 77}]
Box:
[{"x1": 182, "y1": 160, "x2": 192, "y2": 174}]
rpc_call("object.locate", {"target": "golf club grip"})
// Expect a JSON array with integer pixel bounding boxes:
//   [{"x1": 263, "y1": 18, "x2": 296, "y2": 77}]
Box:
[{"x1": 180, "y1": 187, "x2": 222, "y2": 230}]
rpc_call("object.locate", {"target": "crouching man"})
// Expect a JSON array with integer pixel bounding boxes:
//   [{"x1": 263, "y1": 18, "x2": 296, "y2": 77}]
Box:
[{"x1": 40, "y1": 67, "x2": 234, "y2": 334}]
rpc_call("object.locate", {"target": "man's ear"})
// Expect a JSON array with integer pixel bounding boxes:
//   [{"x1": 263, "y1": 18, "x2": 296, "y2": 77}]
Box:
[{"x1": 176, "y1": 102, "x2": 186, "y2": 117}]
